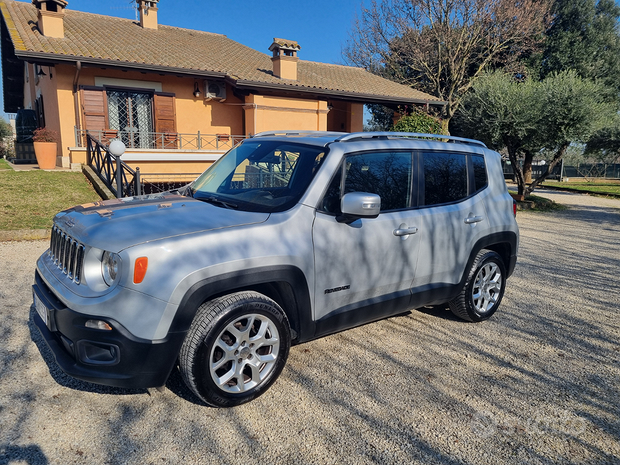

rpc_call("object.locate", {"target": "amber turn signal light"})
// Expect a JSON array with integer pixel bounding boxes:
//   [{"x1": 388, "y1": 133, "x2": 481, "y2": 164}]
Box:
[{"x1": 133, "y1": 257, "x2": 148, "y2": 284}]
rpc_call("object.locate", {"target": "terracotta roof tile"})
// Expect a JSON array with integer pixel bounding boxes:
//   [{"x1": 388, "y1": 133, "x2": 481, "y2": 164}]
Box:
[
  {"x1": 1, "y1": 0, "x2": 444, "y2": 105},
  {"x1": 270, "y1": 38, "x2": 301, "y2": 51}
]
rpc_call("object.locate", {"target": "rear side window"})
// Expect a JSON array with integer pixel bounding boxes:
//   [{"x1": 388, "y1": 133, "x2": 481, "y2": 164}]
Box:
[
  {"x1": 472, "y1": 155, "x2": 488, "y2": 193},
  {"x1": 422, "y1": 152, "x2": 468, "y2": 206}
]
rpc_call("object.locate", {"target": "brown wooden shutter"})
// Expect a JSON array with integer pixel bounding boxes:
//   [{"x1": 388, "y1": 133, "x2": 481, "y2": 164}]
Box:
[
  {"x1": 80, "y1": 87, "x2": 108, "y2": 139},
  {"x1": 153, "y1": 93, "x2": 177, "y2": 148}
]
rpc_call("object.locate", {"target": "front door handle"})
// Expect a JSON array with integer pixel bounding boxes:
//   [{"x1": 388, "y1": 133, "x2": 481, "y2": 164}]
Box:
[
  {"x1": 393, "y1": 226, "x2": 418, "y2": 237},
  {"x1": 464, "y1": 215, "x2": 484, "y2": 224}
]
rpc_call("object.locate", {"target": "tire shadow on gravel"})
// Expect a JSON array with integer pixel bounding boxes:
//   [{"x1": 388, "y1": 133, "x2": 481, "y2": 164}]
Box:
[
  {"x1": 162, "y1": 367, "x2": 208, "y2": 407},
  {"x1": 414, "y1": 305, "x2": 462, "y2": 321}
]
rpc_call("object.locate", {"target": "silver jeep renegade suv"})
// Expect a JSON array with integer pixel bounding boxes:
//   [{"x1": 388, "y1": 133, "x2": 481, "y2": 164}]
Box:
[{"x1": 32, "y1": 131, "x2": 518, "y2": 407}]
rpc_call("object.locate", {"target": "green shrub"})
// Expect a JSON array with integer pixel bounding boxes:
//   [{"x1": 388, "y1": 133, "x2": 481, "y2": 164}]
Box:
[{"x1": 391, "y1": 111, "x2": 443, "y2": 134}]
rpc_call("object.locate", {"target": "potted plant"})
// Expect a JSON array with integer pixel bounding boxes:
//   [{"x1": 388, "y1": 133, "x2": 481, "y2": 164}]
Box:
[{"x1": 32, "y1": 127, "x2": 59, "y2": 170}]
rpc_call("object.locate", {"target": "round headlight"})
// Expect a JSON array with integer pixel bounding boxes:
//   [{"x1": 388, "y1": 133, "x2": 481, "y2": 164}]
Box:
[{"x1": 102, "y1": 251, "x2": 121, "y2": 286}]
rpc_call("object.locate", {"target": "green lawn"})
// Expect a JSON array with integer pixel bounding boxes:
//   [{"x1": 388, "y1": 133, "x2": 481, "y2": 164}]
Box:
[
  {"x1": 543, "y1": 180, "x2": 620, "y2": 197},
  {"x1": 0, "y1": 169, "x2": 101, "y2": 230},
  {"x1": 523, "y1": 194, "x2": 567, "y2": 212},
  {"x1": 0, "y1": 158, "x2": 12, "y2": 170}
]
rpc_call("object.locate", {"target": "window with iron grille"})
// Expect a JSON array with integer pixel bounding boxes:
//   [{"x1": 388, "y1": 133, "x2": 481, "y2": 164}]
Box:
[{"x1": 107, "y1": 90, "x2": 154, "y2": 149}]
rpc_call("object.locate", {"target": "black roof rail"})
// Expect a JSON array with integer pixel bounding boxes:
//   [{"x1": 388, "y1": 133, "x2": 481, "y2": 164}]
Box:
[{"x1": 334, "y1": 132, "x2": 487, "y2": 148}]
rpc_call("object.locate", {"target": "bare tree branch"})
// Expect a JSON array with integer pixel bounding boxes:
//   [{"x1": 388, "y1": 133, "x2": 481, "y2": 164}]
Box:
[{"x1": 345, "y1": 0, "x2": 551, "y2": 131}]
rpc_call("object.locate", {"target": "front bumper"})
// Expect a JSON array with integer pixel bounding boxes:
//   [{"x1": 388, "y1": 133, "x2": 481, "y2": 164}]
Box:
[{"x1": 32, "y1": 271, "x2": 186, "y2": 389}]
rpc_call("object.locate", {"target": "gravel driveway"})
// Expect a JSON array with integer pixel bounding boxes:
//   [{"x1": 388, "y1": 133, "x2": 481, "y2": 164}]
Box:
[{"x1": 1, "y1": 189, "x2": 619, "y2": 465}]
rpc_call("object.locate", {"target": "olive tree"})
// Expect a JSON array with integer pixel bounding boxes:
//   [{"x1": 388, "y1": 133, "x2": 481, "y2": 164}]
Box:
[
  {"x1": 456, "y1": 70, "x2": 616, "y2": 196},
  {"x1": 585, "y1": 125, "x2": 620, "y2": 163}
]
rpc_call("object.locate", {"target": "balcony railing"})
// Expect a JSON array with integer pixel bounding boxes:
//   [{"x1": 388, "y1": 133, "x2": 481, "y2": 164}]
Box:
[{"x1": 75, "y1": 128, "x2": 246, "y2": 151}]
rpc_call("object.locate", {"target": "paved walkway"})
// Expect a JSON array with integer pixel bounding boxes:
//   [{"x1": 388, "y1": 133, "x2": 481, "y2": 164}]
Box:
[
  {"x1": 537, "y1": 186, "x2": 620, "y2": 210},
  {"x1": 5, "y1": 159, "x2": 78, "y2": 171}
]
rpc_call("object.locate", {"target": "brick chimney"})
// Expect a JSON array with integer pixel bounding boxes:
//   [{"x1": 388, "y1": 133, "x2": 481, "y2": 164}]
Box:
[
  {"x1": 269, "y1": 38, "x2": 300, "y2": 80},
  {"x1": 32, "y1": 0, "x2": 68, "y2": 39},
  {"x1": 136, "y1": 0, "x2": 159, "y2": 30}
]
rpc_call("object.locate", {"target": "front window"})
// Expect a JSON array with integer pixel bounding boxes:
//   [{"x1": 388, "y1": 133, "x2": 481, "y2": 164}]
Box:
[
  {"x1": 320, "y1": 151, "x2": 413, "y2": 214},
  {"x1": 190, "y1": 140, "x2": 327, "y2": 212}
]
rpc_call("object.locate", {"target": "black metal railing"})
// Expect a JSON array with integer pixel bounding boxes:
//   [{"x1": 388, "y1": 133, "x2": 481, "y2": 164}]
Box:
[
  {"x1": 76, "y1": 128, "x2": 246, "y2": 151},
  {"x1": 86, "y1": 133, "x2": 141, "y2": 198},
  {"x1": 139, "y1": 173, "x2": 201, "y2": 194}
]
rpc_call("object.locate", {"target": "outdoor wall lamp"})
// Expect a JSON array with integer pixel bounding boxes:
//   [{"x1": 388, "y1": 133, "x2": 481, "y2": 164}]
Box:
[
  {"x1": 193, "y1": 82, "x2": 201, "y2": 98},
  {"x1": 36, "y1": 66, "x2": 53, "y2": 78}
]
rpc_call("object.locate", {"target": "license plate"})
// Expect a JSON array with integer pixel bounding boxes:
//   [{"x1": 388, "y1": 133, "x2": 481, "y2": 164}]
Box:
[{"x1": 33, "y1": 291, "x2": 49, "y2": 327}]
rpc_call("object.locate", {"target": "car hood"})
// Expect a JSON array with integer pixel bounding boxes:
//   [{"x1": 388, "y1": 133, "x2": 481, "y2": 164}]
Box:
[{"x1": 53, "y1": 193, "x2": 270, "y2": 252}]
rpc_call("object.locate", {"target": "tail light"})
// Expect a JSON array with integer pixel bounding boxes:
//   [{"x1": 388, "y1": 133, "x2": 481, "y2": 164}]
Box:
[{"x1": 513, "y1": 199, "x2": 517, "y2": 217}]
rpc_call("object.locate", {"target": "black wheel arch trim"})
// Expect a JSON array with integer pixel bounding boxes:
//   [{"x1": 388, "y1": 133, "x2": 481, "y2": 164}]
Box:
[
  {"x1": 462, "y1": 232, "x2": 518, "y2": 286},
  {"x1": 170, "y1": 265, "x2": 314, "y2": 342}
]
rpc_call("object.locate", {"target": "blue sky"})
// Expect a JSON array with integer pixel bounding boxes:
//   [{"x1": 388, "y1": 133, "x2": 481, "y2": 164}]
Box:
[{"x1": 1, "y1": 0, "x2": 364, "y2": 119}]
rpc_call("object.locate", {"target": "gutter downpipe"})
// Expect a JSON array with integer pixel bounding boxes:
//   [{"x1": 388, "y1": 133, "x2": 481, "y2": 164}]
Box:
[{"x1": 73, "y1": 61, "x2": 82, "y2": 145}]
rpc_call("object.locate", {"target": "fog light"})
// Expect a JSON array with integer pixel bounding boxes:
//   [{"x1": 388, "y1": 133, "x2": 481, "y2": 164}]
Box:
[
  {"x1": 77, "y1": 340, "x2": 119, "y2": 365},
  {"x1": 85, "y1": 319, "x2": 113, "y2": 331}
]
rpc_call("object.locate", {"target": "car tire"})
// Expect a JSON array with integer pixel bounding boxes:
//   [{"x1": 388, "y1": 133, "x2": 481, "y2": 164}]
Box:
[
  {"x1": 449, "y1": 249, "x2": 506, "y2": 322},
  {"x1": 179, "y1": 291, "x2": 291, "y2": 407}
]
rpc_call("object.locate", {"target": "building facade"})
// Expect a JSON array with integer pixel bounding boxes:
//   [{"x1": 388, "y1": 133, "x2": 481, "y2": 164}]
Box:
[{"x1": 1, "y1": 0, "x2": 444, "y2": 174}]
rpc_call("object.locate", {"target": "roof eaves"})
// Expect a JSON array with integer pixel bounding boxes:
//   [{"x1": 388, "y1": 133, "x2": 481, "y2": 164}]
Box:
[
  {"x1": 13, "y1": 50, "x2": 229, "y2": 79},
  {"x1": 234, "y1": 79, "x2": 447, "y2": 106}
]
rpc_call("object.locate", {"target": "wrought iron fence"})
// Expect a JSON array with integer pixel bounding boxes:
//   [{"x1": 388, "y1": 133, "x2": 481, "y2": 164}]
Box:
[
  {"x1": 502, "y1": 161, "x2": 620, "y2": 180},
  {"x1": 565, "y1": 163, "x2": 620, "y2": 180},
  {"x1": 76, "y1": 128, "x2": 246, "y2": 151},
  {"x1": 86, "y1": 134, "x2": 141, "y2": 198},
  {"x1": 502, "y1": 161, "x2": 562, "y2": 180}
]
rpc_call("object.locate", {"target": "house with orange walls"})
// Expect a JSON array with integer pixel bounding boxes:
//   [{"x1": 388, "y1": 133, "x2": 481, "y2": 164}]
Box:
[{"x1": 1, "y1": 0, "x2": 445, "y2": 176}]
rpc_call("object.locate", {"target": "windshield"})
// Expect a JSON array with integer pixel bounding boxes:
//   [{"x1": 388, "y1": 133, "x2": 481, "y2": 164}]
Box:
[{"x1": 190, "y1": 140, "x2": 327, "y2": 212}]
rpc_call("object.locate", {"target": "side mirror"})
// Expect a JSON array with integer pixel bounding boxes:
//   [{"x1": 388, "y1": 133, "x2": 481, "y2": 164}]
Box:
[{"x1": 337, "y1": 192, "x2": 381, "y2": 224}]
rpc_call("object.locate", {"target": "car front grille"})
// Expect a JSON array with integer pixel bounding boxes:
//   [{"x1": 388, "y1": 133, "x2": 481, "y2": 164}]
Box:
[{"x1": 49, "y1": 226, "x2": 85, "y2": 284}]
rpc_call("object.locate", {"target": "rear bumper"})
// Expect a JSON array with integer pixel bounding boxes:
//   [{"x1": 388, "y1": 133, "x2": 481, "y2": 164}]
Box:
[{"x1": 32, "y1": 271, "x2": 186, "y2": 389}]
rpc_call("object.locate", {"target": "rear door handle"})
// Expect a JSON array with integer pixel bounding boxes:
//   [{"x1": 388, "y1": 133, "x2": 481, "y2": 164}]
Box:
[
  {"x1": 464, "y1": 215, "x2": 484, "y2": 224},
  {"x1": 393, "y1": 226, "x2": 418, "y2": 236}
]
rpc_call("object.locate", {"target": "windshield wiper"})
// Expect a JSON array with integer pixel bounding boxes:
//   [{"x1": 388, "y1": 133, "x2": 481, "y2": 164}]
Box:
[{"x1": 199, "y1": 196, "x2": 238, "y2": 209}]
